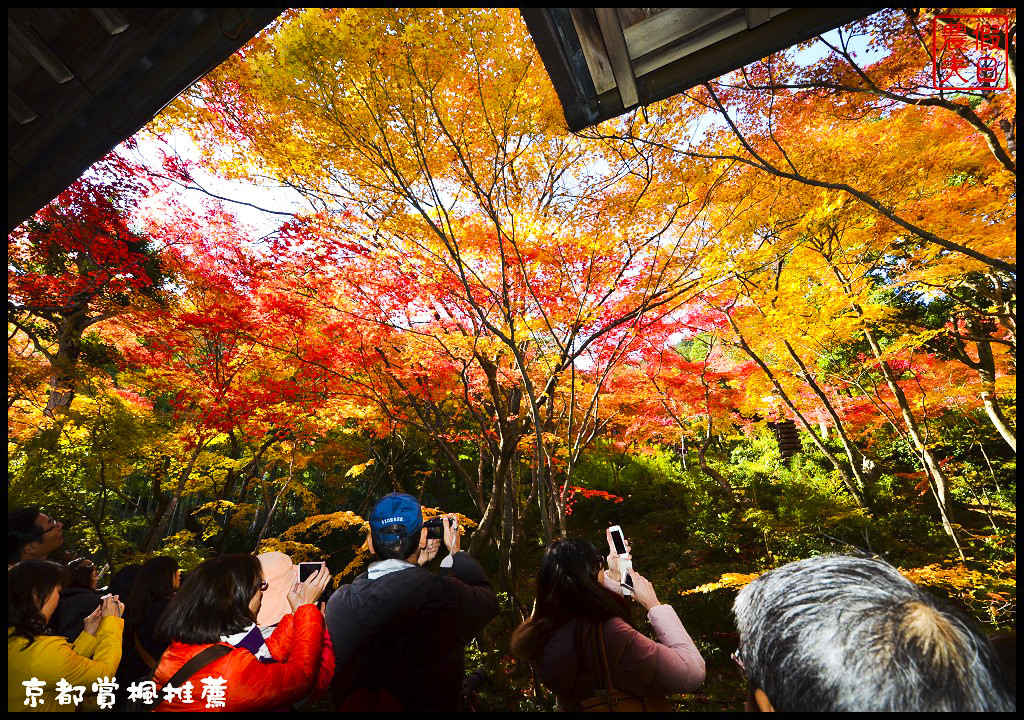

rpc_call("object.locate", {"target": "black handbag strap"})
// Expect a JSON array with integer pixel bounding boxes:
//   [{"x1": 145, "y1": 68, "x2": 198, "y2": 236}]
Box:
[{"x1": 152, "y1": 643, "x2": 234, "y2": 707}]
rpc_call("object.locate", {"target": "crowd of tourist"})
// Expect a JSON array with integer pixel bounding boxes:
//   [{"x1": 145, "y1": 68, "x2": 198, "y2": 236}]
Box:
[{"x1": 7, "y1": 500, "x2": 1016, "y2": 712}]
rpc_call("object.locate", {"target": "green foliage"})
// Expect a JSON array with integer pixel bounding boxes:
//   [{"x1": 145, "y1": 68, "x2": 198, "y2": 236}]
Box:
[
  {"x1": 79, "y1": 331, "x2": 121, "y2": 374},
  {"x1": 730, "y1": 436, "x2": 872, "y2": 564},
  {"x1": 70, "y1": 515, "x2": 149, "y2": 564},
  {"x1": 155, "y1": 530, "x2": 210, "y2": 572},
  {"x1": 8, "y1": 389, "x2": 169, "y2": 565}
]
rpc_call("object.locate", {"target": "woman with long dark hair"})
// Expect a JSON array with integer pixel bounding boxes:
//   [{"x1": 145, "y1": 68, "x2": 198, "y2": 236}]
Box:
[
  {"x1": 150, "y1": 553, "x2": 331, "y2": 712},
  {"x1": 47, "y1": 557, "x2": 103, "y2": 641},
  {"x1": 114, "y1": 556, "x2": 179, "y2": 694},
  {"x1": 511, "y1": 533, "x2": 705, "y2": 711},
  {"x1": 7, "y1": 560, "x2": 124, "y2": 712}
]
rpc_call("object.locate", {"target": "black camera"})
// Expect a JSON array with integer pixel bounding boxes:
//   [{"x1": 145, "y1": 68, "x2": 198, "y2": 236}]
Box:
[{"x1": 424, "y1": 516, "x2": 447, "y2": 540}]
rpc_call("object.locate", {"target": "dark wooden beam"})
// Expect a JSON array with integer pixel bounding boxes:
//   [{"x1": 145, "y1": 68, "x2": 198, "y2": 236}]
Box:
[
  {"x1": 593, "y1": 8, "x2": 638, "y2": 109},
  {"x1": 522, "y1": 7, "x2": 879, "y2": 132},
  {"x1": 8, "y1": 8, "x2": 284, "y2": 233},
  {"x1": 520, "y1": 8, "x2": 602, "y2": 131}
]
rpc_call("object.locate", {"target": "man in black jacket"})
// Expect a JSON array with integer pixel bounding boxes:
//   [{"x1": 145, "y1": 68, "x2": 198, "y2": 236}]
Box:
[{"x1": 325, "y1": 493, "x2": 499, "y2": 711}]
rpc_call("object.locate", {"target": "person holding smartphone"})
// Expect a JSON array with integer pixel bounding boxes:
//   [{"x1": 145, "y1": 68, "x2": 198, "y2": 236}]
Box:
[
  {"x1": 511, "y1": 528, "x2": 705, "y2": 711},
  {"x1": 8, "y1": 560, "x2": 124, "y2": 712},
  {"x1": 151, "y1": 554, "x2": 332, "y2": 712},
  {"x1": 250, "y1": 551, "x2": 335, "y2": 708}
]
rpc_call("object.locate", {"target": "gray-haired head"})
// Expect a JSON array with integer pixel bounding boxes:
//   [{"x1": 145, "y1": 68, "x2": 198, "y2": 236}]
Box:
[{"x1": 733, "y1": 554, "x2": 1014, "y2": 712}]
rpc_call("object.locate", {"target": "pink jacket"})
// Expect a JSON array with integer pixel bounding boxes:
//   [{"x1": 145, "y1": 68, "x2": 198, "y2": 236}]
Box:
[{"x1": 535, "y1": 605, "x2": 705, "y2": 711}]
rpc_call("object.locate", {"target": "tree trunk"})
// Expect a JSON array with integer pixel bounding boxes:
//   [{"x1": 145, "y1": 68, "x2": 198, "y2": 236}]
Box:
[
  {"x1": 471, "y1": 442, "x2": 488, "y2": 513},
  {"x1": 656, "y1": 342, "x2": 734, "y2": 501},
  {"x1": 143, "y1": 488, "x2": 166, "y2": 551},
  {"x1": 860, "y1": 327, "x2": 964, "y2": 559},
  {"x1": 697, "y1": 421, "x2": 734, "y2": 500},
  {"x1": 255, "y1": 453, "x2": 294, "y2": 550},
  {"x1": 218, "y1": 436, "x2": 275, "y2": 553},
  {"x1": 818, "y1": 254, "x2": 964, "y2": 556},
  {"x1": 469, "y1": 468, "x2": 501, "y2": 556},
  {"x1": 967, "y1": 317, "x2": 1016, "y2": 451},
  {"x1": 497, "y1": 461, "x2": 527, "y2": 620},
  {"x1": 44, "y1": 313, "x2": 89, "y2": 416},
  {"x1": 783, "y1": 339, "x2": 874, "y2": 502},
  {"x1": 981, "y1": 390, "x2": 1016, "y2": 452},
  {"x1": 535, "y1": 448, "x2": 553, "y2": 543},
  {"x1": 144, "y1": 447, "x2": 204, "y2": 553}
]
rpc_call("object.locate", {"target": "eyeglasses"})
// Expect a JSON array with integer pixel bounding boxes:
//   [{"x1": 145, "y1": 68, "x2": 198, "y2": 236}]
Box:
[
  {"x1": 40, "y1": 516, "x2": 60, "y2": 534},
  {"x1": 259, "y1": 581, "x2": 269, "y2": 591}
]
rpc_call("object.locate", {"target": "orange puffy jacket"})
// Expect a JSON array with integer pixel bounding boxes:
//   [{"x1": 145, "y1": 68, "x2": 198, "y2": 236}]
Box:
[{"x1": 152, "y1": 604, "x2": 328, "y2": 712}]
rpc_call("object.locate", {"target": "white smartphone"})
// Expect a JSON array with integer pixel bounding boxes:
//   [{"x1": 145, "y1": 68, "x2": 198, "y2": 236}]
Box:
[
  {"x1": 607, "y1": 525, "x2": 632, "y2": 596},
  {"x1": 608, "y1": 525, "x2": 629, "y2": 556}
]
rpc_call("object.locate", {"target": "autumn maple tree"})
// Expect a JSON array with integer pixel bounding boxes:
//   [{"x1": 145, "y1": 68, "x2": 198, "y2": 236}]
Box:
[
  {"x1": 153, "y1": 8, "x2": 731, "y2": 600},
  {"x1": 117, "y1": 198, "x2": 352, "y2": 552},
  {"x1": 8, "y1": 150, "x2": 164, "y2": 416}
]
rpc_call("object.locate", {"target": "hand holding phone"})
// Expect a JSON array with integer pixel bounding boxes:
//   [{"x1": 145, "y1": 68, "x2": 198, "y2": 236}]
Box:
[
  {"x1": 298, "y1": 561, "x2": 324, "y2": 583},
  {"x1": 289, "y1": 562, "x2": 330, "y2": 611},
  {"x1": 98, "y1": 593, "x2": 124, "y2": 619},
  {"x1": 443, "y1": 514, "x2": 461, "y2": 554},
  {"x1": 82, "y1": 603, "x2": 103, "y2": 636},
  {"x1": 608, "y1": 525, "x2": 629, "y2": 556},
  {"x1": 625, "y1": 570, "x2": 660, "y2": 611}
]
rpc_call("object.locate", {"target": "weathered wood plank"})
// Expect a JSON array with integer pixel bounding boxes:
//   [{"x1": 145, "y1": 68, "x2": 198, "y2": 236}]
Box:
[
  {"x1": 568, "y1": 8, "x2": 616, "y2": 95},
  {"x1": 594, "y1": 7, "x2": 639, "y2": 108},
  {"x1": 623, "y1": 7, "x2": 738, "y2": 61}
]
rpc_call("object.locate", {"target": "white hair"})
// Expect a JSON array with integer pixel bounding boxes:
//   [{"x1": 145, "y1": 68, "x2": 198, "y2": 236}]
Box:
[{"x1": 733, "y1": 554, "x2": 1014, "y2": 711}]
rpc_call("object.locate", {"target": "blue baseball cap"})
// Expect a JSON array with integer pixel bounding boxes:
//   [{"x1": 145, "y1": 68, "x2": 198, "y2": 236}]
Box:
[{"x1": 369, "y1": 492, "x2": 422, "y2": 543}]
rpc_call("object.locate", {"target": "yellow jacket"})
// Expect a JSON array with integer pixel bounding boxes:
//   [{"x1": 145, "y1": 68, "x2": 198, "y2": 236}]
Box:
[{"x1": 8, "y1": 616, "x2": 123, "y2": 712}]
